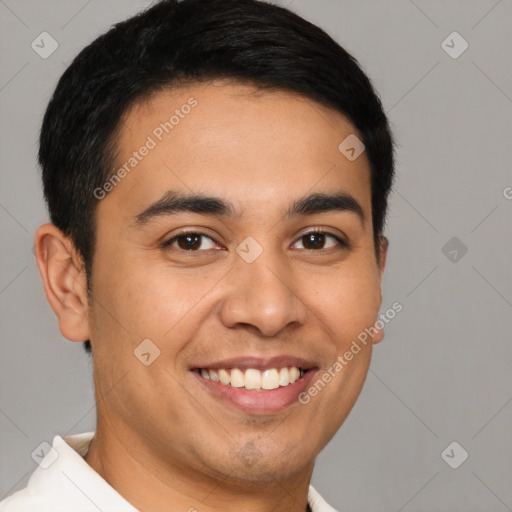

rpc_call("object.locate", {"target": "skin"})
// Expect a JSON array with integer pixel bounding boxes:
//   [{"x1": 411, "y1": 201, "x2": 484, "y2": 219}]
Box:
[{"x1": 34, "y1": 80, "x2": 388, "y2": 512}]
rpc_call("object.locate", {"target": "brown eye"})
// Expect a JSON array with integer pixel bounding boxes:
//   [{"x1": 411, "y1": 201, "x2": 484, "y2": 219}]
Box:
[
  {"x1": 292, "y1": 231, "x2": 347, "y2": 250},
  {"x1": 163, "y1": 233, "x2": 219, "y2": 251}
]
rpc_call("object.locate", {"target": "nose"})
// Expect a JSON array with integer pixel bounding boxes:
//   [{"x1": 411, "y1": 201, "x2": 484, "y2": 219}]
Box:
[{"x1": 219, "y1": 251, "x2": 308, "y2": 337}]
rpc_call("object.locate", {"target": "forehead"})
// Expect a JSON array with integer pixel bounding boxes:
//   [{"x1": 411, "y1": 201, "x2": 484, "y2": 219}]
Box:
[{"x1": 101, "y1": 81, "x2": 372, "y2": 221}]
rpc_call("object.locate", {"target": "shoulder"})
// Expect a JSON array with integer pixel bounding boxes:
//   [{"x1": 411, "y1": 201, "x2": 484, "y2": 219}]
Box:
[
  {"x1": 0, "y1": 432, "x2": 135, "y2": 512},
  {"x1": 308, "y1": 485, "x2": 339, "y2": 512}
]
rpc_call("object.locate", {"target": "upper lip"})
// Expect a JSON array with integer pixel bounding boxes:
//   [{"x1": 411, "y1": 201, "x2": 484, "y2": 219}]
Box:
[{"x1": 191, "y1": 355, "x2": 318, "y2": 371}]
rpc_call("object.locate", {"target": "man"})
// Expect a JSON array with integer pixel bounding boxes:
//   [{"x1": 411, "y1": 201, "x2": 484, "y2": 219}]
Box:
[{"x1": 0, "y1": 0, "x2": 395, "y2": 510}]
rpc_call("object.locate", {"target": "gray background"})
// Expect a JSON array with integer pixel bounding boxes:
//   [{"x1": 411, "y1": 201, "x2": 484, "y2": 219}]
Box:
[{"x1": 1, "y1": 0, "x2": 511, "y2": 510}]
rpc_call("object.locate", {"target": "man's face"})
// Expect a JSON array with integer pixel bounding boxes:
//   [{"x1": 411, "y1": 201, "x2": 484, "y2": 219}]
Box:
[{"x1": 89, "y1": 81, "x2": 386, "y2": 482}]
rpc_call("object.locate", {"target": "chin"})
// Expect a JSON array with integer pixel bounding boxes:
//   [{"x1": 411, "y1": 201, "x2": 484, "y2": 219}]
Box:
[
  {"x1": 219, "y1": 441, "x2": 315, "y2": 483},
  {"x1": 224, "y1": 462, "x2": 310, "y2": 484}
]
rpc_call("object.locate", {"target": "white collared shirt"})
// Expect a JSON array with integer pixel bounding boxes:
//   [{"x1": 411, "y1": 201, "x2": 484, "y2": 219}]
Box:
[{"x1": 0, "y1": 432, "x2": 338, "y2": 512}]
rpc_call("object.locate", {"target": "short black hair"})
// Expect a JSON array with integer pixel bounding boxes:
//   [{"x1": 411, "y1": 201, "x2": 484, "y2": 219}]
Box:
[{"x1": 39, "y1": 0, "x2": 395, "y2": 353}]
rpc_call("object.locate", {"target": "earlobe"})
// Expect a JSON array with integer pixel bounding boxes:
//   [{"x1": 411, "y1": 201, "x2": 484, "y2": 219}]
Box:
[
  {"x1": 34, "y1": 223, "x2": 90, "y2": 342},
  {"x1": 372, "y1": 324, "x2": 385, "y2": 344}
]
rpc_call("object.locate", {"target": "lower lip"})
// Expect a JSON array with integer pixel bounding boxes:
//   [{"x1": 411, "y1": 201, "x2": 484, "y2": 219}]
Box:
[{"x1": 192, "y1": 370, "x2": 317, "y2": 414}]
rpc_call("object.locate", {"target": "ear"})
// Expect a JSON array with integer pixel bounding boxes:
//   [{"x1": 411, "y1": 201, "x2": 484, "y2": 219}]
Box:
[
  {"x1": 34, "y1": 223, "x2": 90, "y2": 342},
  {"x1": 373, "y1": 235, "x2": 389, "y2": 345},
  {"x1": 377, "y1": 235, "x2": 389, "y2": 275}
]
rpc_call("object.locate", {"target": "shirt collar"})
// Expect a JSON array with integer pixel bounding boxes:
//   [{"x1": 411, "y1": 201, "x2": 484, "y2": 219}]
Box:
[{"x1": 1, "y1": 432, "x2": 338, "y2": 512}]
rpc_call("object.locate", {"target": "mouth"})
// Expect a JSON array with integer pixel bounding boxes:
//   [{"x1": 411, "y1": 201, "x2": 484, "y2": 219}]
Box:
[
  {"x1": 195, "y1": 366, "x2": 308, "y2": 391},
  {"x1": 190, "y1": 359, "x2": 318, "y2": 414}
]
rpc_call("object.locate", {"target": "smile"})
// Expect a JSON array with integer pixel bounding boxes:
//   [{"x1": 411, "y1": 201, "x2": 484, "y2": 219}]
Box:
[
  {"x1": 191, "y1": 356, "x2": 317, "y2": 414},
  {"x1": 196, "y1": 367, "x2": 306, "y2": 391}
]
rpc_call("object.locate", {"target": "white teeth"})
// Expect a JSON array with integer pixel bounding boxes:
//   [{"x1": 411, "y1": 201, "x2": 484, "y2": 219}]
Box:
[
  {"x1": 230, "y1": 368, "x2": 245, "y2": 388},
  {"x1": 208, "y1": 369, "x2": 220, "y2": 382},
  {"x1": 218, "y1": 369, "x2": 230, "y2": 385},
  {"x1": 261, "y1": 369, "x2": 280, "y2": 390},
  {"x1": 244, "y1": 369, "x2": 261, "y2": 390},
  {"x1": 198, "y1": 366, "x2": 304, "y2": 390},
  {"x1": 289, "y1": 367, "x2": 300, "y2": 384}
]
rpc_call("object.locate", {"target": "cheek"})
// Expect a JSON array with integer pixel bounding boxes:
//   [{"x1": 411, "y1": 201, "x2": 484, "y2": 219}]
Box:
[
  {"x1": 89, "y1": 248, "x2": 219, "y2": 351},
  {"x1": 308, "y1": 263, "x2": 382, "y2": 340}
]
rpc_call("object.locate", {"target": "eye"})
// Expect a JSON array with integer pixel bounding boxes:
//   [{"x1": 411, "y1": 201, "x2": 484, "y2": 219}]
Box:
[
  {"x1": 163, "y1": 232, "x2": 221, "y2": 251},
  {"x1": 162, "y1": 229, "x2": 347, "y2": 252},
  {"x1": 292, "y1": 230, "x2": 348, "y2": 250}
]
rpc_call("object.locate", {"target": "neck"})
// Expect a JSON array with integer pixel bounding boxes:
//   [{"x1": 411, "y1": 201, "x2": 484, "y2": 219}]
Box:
[{"x1": 84, "y1": 422, "x2": 314, "y2": 512}]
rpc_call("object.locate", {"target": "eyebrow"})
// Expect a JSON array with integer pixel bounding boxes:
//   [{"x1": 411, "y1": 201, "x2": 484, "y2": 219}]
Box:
[{"x1": 132, "y1": 189, "x2": 365, "y2": 227}]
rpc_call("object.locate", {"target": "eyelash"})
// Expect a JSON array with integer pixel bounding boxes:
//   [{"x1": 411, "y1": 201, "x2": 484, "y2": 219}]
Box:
[{"x1": 162, "y1": 228, "x2": 349, "y2": 252}]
